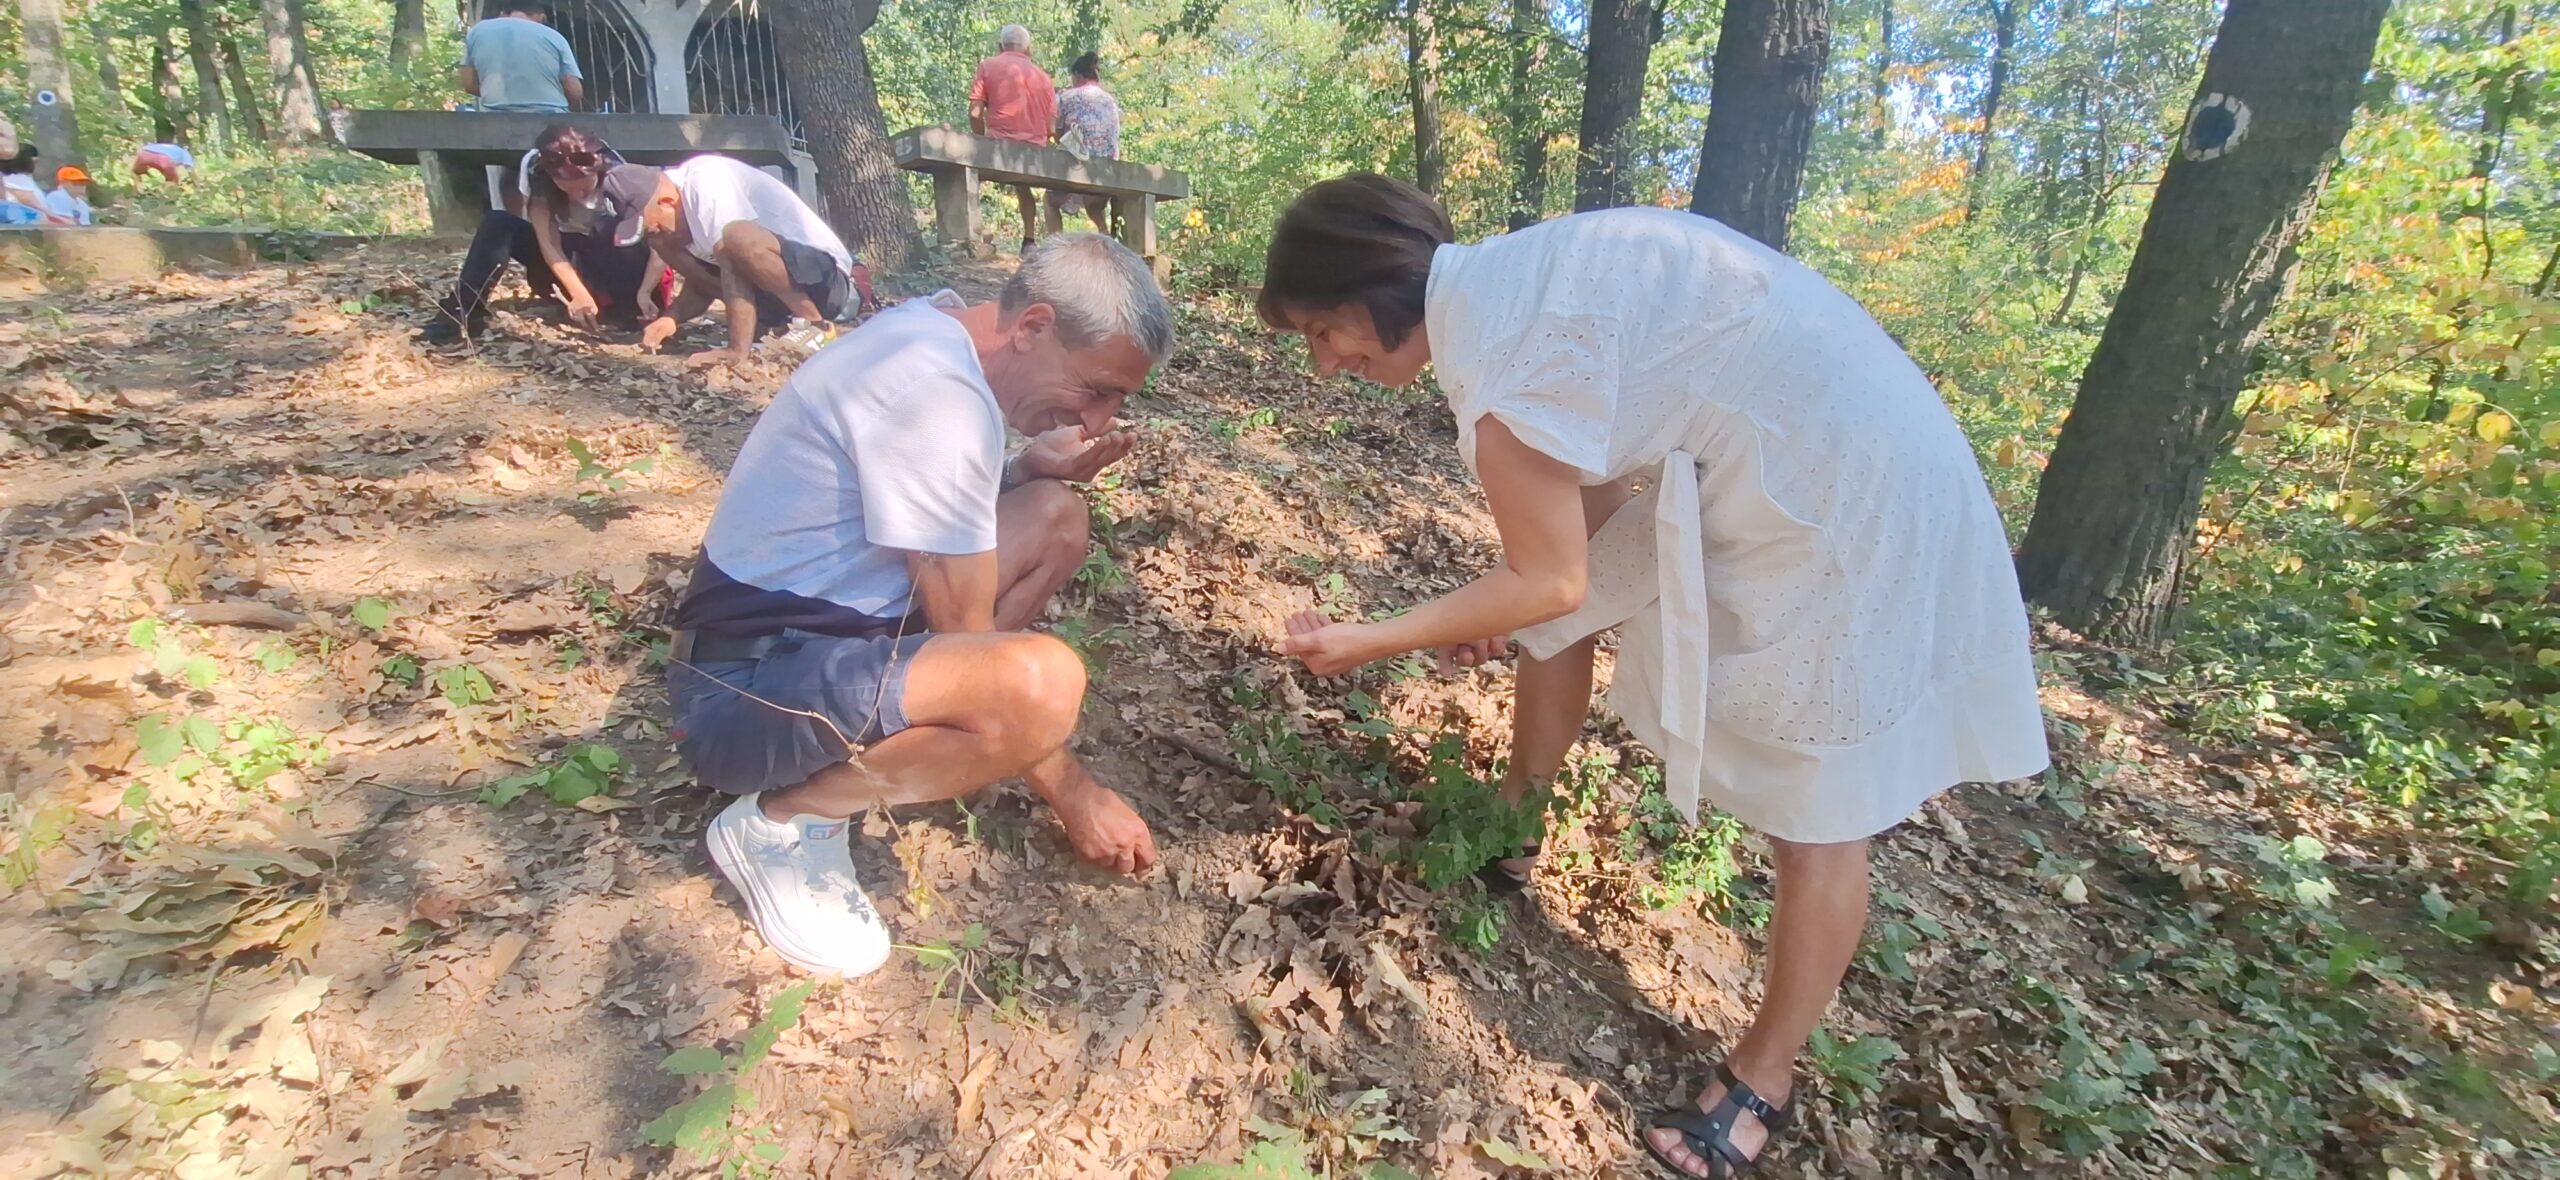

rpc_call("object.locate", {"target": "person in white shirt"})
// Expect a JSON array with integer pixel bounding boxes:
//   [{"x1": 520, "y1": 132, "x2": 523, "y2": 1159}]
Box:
[
  {"x1": 1, "y1": 148, "x2": 63, "y2": 225},
  {"x1": 599, "y1": 157, "x2": 876, "y2": 367},
  {"x1": 669, "y1": 234, "x2": 1168, "y2": 976},
  {"x1": 42, "y1": 165, "x2": 91, "y2": 225}
]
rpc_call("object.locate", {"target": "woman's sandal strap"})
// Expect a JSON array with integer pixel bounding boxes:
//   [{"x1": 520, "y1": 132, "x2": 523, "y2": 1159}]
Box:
[
  {"x1": 1711, "y1": 1062, "x2": 1793, "y2": 1133},
  {"x1": 1649, "y1": 1104, "x2": 1753, "y2": 1178},
  {"x1": 1473, "y1": 841, "x2": 1543, "y2": 894}
]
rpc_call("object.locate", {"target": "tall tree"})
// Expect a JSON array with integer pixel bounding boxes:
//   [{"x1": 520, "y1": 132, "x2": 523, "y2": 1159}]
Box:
[
  {"x1": 1504, "y1": 0, "x2": 1551, "y2": 228},
  {"x1": 1574, "y1": 0, "x2": 1658, "y2": 210},
  {"x1": 179, "y1": 0, "x2": 231, "y2": 145},
  {"x1": 1405, "y1": 0, "x2": 1445, "y2": 195},
  {"x1": 260, "y1": 0, "x2": 326, "y2": 143},
  {"x1": 87, "y1": 15, "x2": 130, "y2": 114},
  {"x1": 219, "y1": 30, "x2": 268, "y2": 143},
  {"x1": 1688, "y1": 0, "x2": 1832, "y2": 251},
  {"x1": 1964, "y1": 0, "x2": 2018, "y2": 221},
  {"x1": 2013, "y1": 0, "x2": 2393, "y2": 643},
  {"x1": 391, "y1": 0, "x2": 428, "y2": 73},
  {"x1": 763, "y1": 0, "x2": 924, "y2": 275},
  {"x1": 18, "y1": 0, "x2": 84, "y2": 163},
  {"x1": 153, "y1": 30, "x2": 190, "y2": 142},
  {"x1": 1871, "y1": 0, "x2": 1893, "y2": 146}
]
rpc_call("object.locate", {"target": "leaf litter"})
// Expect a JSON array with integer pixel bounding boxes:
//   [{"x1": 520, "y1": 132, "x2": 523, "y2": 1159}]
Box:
[{"x1": 0, "y1": 248, "x2": 2549, "y2": 1179}]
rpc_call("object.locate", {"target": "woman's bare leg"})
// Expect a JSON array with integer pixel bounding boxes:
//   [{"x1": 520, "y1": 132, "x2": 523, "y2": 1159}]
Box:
[{"x1": 1646, "y1": 835, "x2": 1871, "y2": 1172}]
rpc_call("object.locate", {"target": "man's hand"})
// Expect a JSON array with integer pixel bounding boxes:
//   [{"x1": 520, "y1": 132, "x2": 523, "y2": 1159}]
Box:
[
  {"x1": 641, "y1": 316, "x2": 679, "y2": 353},
  {"x1": 1280, "y1": 608, "x2": 1382, "y2": 678},
  {"x1": 1016, "y1": 423, "x2": 1136, "y2": 484},
  {"x1": 1437, "y1": 634, "x2": 1511, "y2": 675},
  {"x1": 564, "y1": 291, "x2": 601, "y2": 331},
  {"x1": 1052, "y1": 782, "x2": 1159, "y2": 875}
]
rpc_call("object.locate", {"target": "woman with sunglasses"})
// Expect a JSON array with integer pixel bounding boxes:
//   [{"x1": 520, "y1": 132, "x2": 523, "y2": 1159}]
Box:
[{"x1": 421, "y1": 124, "x2": 665, "y2": 343}]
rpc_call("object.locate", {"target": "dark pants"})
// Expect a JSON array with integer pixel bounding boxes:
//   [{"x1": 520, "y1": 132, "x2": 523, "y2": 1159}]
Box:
[{"x1": 450, "y1": 211, "x2": 653, "y2": 323}]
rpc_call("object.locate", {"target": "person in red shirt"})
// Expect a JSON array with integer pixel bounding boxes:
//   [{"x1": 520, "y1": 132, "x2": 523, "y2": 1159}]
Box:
[{"x1": 968, "y1": 24, "x2": 1057, "y2": 253}]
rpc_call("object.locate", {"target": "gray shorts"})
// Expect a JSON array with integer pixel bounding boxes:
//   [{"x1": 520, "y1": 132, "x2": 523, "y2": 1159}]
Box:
[{"x1": 670, "y1": 629, "x2": 932, "y2": 795}]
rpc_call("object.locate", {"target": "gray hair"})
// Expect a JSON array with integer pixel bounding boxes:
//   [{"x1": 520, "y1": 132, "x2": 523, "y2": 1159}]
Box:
[
  {"x1": 997, "y1": 24, "x2": 1031, "y2": 51},
  {"x1": 1000, "y1": 233, "x2": 1174, "y2": 362}
]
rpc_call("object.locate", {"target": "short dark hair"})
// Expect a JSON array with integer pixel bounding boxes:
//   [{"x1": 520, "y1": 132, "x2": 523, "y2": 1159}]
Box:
[
  {"x1": 1257, "y1": 173, "x2": 1454, "y2": 350},
  {"x1": 1070, "y1": 52, "x2": 1101, "y2": 82},
  {"x1": 0, "y1": 147, "x2": 36, "y2": 176},
  {"x1": 501, "y1": 0, "x2": 549, "y2": 16}
]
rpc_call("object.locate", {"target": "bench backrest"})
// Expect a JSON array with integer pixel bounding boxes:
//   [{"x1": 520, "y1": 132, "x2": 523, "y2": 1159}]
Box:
[
  {"x1": 891, "y1": 126, "x2": 1188, "y2": 200},
  {"x1": 344, "y1": 110, "x2": 797, "y2": 167}
]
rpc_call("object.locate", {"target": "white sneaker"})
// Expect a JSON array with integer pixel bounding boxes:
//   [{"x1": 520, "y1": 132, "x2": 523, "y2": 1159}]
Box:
[
  {"x1": 705, "y1": 793, "x2": 891, "y2": 977},
  {"x1": 770, "y1": 318, "x2": 839, "y2": 358}
]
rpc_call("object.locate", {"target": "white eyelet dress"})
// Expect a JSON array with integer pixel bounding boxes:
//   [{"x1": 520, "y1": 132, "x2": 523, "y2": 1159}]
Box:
[{"x1": 1426, "y1": 209, "x2": 2050, "y2": 843}]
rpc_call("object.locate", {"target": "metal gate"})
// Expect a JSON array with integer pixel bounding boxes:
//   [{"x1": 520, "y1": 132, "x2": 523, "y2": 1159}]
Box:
[{"x1": 684, "y1": 0, "x2": 802, "y2": 147}]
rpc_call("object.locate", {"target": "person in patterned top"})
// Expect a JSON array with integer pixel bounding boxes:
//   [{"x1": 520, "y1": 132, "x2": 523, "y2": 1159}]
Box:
[{"x1": 1045, "y1": 52, "x2": 1122, "y2": 236}]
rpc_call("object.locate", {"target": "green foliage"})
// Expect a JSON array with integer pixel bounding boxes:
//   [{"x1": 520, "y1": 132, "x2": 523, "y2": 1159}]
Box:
[
  {"x1": 128, "y1": 618, "x2": 219, "y2": 691},
  {"x1": 1806, "y1": 1027, "x2": 1903, "y2": 1111},
  {"x1": 642, "y1": 981, "x2": 815, "y2": 1178},
  {"x1": 1441, "y1": 887, "x2": 1507, "y2": 954},
  {"x1": 350, "y1": 597, "x2": 396, "y2": 632},
  {"x1": 566, "y1": 439, "x2": 662, "y2": 504},
  {"x1": 478, "y1": 743, "x2": 622, "y2": 807},
  {"x1": 134, "y1": 709, "x2": 326, "y2": 797},
  {"x1": 1172, "y1": 1087, "x2": 1417, "y2": 1180}
]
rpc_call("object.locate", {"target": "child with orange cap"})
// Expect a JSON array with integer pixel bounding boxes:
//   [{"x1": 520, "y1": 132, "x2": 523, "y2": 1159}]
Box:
[{"x1": 44, "y1": 165, "x2": 91, "y2": 225}]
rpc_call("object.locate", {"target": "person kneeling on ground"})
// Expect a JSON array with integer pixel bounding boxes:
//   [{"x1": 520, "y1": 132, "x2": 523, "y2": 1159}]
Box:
[
  {"x1": 669, "y1": 233, "x2": 1167, "y2": 976},
  {"x1": 421, "y1": 125, "x2": 665, "y2": 344},
  {"x1": 599, "y1": 157, "x2": 877, "y2": 368}
]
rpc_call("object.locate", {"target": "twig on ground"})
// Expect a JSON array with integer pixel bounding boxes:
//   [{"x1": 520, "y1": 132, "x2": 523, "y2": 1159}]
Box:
[{"x1": 1141, "y1": 727, "x2": 1248, "y2": 778}]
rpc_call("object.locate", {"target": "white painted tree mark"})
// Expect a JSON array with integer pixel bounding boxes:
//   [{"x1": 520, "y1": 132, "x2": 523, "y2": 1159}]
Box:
[{"x1": 2184, "y1": 93, "x2": 2251, "y2": 161}]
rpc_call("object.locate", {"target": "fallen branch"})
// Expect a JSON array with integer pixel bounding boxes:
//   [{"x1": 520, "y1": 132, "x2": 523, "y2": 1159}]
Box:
[{"x1": 1141, "y1": 727, "x2": 1248, "y2": 778}]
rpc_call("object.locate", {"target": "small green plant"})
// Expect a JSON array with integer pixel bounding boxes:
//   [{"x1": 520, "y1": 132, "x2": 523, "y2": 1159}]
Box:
[
  {"x1": 128, "y1": 618, "x2": 220, "y2": 691},
  {"x1": 1860, "y1": 891, "x2": 1948, "y2": 984},
  {"x1": 1172, "y1": 1084, "x2": 1419, "y2": 1180},
  {"x1": 1409, "y1": 734, "x2": 1544, "y2": 891},
  {"x1": 434, "y1": 663, "x2": 496, "y2": 708},
  {"x1": 1806, "y1": 1027, "x2": 1903, "y2": 1110},
  {"x1": 479, "y1": 743, "x2": 622, "y2": 806},
  {"x1": 1230, "y1": 714, "x2": 1341, "y2": 824},
  {"x1": 253, "y1": 641, "x2": 299, "y2": 674},
  {"x1": 566, "y1": 437, "x2": 662, "y2": 504},
  {"x1": 1050, "y1": 613, "x2": 1127, "y2": 678},
  {"x1": 643, "y1": 980, "x2": 814, "y2": 1179},
  {"x1": 351, "y1": 596, "x2": 397, "y2": 632},
  {"x1": 1211, "y1": 406, "x2": 1281, "y2": 440},
  {"x1": 135, "y1": 711, "x2": 326, "y2": 796},
  {"x1": 902, "y1": 922, "x2": 1036, "y2": 1023},
  {"x1": 1, "y1": 794, "x2": 72, "y2": 892},
  {"x1": 1443, "y1": 888, "x2": 1507, "y2": 954},
  {"x1": 2019, "y1": 976, "x2": 2158, "y2": 1157},
  {"x1": 2418, "y1": 887, "x2": 2495, "y2": 943},
  {"x1": 378, "y1": 654, "x2": 423, "y2": 687}
]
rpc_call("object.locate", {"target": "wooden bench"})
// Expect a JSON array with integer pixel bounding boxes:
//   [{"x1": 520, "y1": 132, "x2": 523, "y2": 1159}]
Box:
[
  {"x1": 891, "y1": 126, "x2": 1189, "y2": 273},
  {"x1": 343, "y1": 110, "x2": 813, "y2": 235}
]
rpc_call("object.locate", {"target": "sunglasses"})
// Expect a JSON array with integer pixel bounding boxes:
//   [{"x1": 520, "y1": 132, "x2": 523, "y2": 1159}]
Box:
[{"x1": 539, "y1": 147, "x2": 603, "y2": 172}]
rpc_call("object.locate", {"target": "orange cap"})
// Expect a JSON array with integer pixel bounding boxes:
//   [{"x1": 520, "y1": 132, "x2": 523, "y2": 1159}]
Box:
[{"x1": 55, "y1": 166, "x2": 88, "y2": 184}]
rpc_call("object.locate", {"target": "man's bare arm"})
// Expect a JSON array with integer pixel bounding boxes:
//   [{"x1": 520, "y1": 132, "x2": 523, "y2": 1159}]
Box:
[
  {"x1": 457, "y1": 65, "x2": 481, "y2": 95},
  {"x1": 561, "y1": 75, "x2": 585, "y2": 105},
  {"x1": 906, "y1": 550, "x2": 999, "y2": 633}
]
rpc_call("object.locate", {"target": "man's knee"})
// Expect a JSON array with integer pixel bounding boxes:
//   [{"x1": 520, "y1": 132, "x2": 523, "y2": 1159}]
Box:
[
  {"x1": 713, "y1": 221, "x2": 781, "y2": 265},
  {"x1": 1021, "y1": 478, "x2": 1090, "y2": 558},
  {"x1": 987, "y1": 633, "x2": 1086, "y2": 755}
]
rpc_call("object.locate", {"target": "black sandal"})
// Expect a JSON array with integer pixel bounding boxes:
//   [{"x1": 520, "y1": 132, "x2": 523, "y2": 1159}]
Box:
[
  {"x1": 1475, "y1": 841, "x2": 1542, "y2": 893},
  {"x1": 1641, "y1": 1061, "x2": 1793, "y2": 1178}
]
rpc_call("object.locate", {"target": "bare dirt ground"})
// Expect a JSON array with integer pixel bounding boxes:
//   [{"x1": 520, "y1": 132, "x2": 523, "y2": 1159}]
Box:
[{"x1": 1, "y1": 248, "x2": 2552, "y2": 1180}]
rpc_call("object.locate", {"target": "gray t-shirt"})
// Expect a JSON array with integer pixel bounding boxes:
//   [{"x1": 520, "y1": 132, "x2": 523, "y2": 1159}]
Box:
[
  {"x1": 464, "y1": 17, "x2": 582, "y2": 112},
  {"x1": 688, "y1": 293, "x2": 1004, "y2": 622}
]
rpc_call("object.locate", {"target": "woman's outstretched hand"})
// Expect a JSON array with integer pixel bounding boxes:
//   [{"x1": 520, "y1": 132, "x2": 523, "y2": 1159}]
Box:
[
  {"x1": 1437, "y1": 634, "x2": 1511, "y2": 675},
  {"x1": 1280, "y1": 608, "x2": 1376, "y2": 677}
]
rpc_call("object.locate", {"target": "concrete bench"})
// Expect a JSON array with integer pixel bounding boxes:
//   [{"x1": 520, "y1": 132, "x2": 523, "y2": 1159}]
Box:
[
  {"x1": 343, "y1": 110, "x2": 813, "y2": 235},
  {"x1": 891, "y1": 126, "x2": 1189, "y2": 272}
]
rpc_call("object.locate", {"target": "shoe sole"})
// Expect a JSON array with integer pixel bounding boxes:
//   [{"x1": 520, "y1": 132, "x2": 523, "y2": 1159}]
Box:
[{"x1": 705, "y1": 808, "x2": 890, "y2": 978}]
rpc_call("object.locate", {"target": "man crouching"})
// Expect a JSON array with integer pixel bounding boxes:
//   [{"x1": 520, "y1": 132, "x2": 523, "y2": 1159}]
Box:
[{"x1": 669, "y1": 234, "x2": 1167, "y2": 976}]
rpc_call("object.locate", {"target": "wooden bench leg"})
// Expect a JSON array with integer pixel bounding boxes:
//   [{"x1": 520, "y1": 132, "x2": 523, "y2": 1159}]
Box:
[
  {"x1": 1112, "y1": 193, "x2": 1163, "y2": 281},
  {"x1": 933, "y1": 166, "x2": 981, "y2": 252},
  {"x1": 418, "y1": 151, "x2": 491, "y2": 237}
]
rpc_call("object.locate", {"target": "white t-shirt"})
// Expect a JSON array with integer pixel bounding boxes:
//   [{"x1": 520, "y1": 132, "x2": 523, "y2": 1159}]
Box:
[
  {"x1": 668, "y1": 156, "x2": 853, "y2": 275},
  {"x1": 693, "y1": 292, "x2": 1002, "y2": 619},
  {"x1": 141, "y1": 143, "x2": 197, "y2": 167}
]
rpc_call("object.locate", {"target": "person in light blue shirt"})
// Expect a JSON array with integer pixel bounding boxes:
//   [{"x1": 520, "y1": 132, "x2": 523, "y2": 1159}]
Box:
[{"x1": 459, "y1": 0, "x2": 584, "y2": 113}]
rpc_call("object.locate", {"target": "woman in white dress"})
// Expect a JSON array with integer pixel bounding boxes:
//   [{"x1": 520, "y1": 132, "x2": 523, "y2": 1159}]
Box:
[{"x1": 1260, "y1": 174, "x2": 2048, "y2": 1176}]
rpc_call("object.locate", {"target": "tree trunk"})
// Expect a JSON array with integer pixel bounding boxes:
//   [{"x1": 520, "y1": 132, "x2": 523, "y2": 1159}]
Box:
[
  {"x1": 762, "y1": 0, "x2": 924, "y2": 275},
  {"x1": 1872, "y1": 0, "x2": 1892, "y2": 146},
  {"x1": 153, "y1": 31, "x2": 190, "y2": 142},
  {"x1": 261, "y1": 0, "x2": 326, "y2": 144},
  {"x1": 18, "y1": 0, "x2": 84, "y2": 164},
  {"x1": 220, "y1": 33, "x2": 269, "y2": 143},
  {"x1": 179, "y1": 0, "x2": 231, "y2": 145},
  {"x1": 2013, "y1": 0, "x2": 2392, "y2": 643},
  {"x1": 89, "y1": 15, "x2": 131, "y2": 114},
  {"x1": 391, "y1": 0, "x2": 428, "y2": 72},
  {"x1": 1504, "y1": 0, "x2": 1550, "y2": 228},
  {"x1": 1574, "y1": 0, "x2": 1658, "y2": 211},
  {"x1": 1688, "y1": 0, "x2": 1832, "y2": 251},
  {"x1": 1963, "y1": 0, "x2": 2016, "y2": 222},
  {"x1": 1406, "y1": 0, "x2": 1445, "y2": 195}
]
